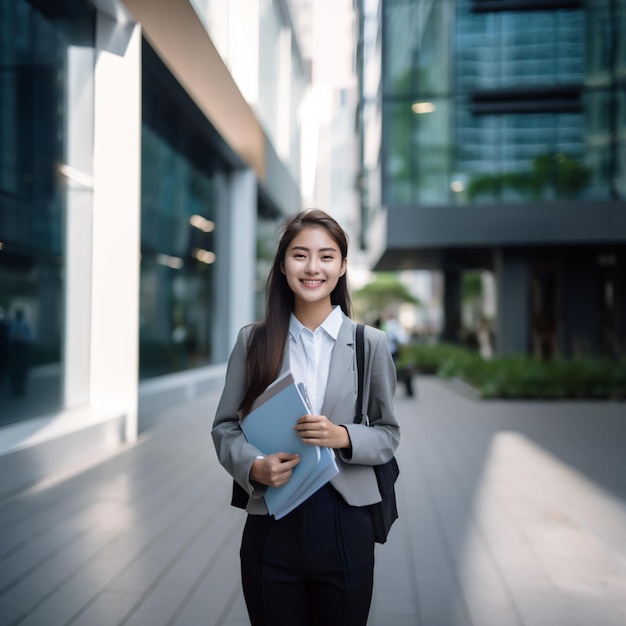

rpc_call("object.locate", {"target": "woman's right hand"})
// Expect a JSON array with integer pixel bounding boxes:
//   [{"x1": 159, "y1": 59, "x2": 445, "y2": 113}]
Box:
[{"x1": 250, "y1": 452, "x2": 300, "y2": 487}]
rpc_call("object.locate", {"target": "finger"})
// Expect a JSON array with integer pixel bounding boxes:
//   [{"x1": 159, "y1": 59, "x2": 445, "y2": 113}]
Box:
[
  {"x1": 295, "y1": 429, "x2": 316, "y2": 441},
  {"x1": 295, "y1": 421, "x2": 322, "y2": 432},
  {"x1": 275, "y1": 472, "x2": 293, "y2": 487},
  {"x1": 273, "y1": 463, "x2": 298, "y2": 485},
  {"x1": 296, "y1": 414, "x2": 321, "y2": 425},
  {"x1": 280, "y1": 457, "x2": 300, "y2": 470},
  {"x1": 299, "y1": 436, "x2": 323, "y2": 446},
  {"x1": 273, "y1": 452, "x2": 300, "y2": 462},
  {"x1": 272, "y1": 457, "x2": 299, "y2": 473}
]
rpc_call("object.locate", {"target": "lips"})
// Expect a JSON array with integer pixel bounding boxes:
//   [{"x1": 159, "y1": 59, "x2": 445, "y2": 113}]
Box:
[{"x1": 301, "y1": 279, "x2": 325, "y2": 287}]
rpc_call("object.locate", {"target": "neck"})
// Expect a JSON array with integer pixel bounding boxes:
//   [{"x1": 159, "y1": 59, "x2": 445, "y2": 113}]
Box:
[{"x1": 294, "y1": 300, "x2": 333, "y2": 330}]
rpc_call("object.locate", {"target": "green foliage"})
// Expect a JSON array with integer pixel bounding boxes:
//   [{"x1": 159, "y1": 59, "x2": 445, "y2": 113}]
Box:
[
  {"x1": 532, "y1": 153, "x2": 592, "y2": 196},
  {"x1": 462, "y1": 272, "x2": 482, "y2": 301},
  {"x1": 401, "y1": 343, "x2": 626, "y2": 400},
  {"x1": 398, "y1": 343, "x2": 467, "y2": 374},
  {"x1": 352, "y1": 274, "x2": 419, "y2": 318},
  {"x1": 467, "y1": 152, "x2": 592, "y2": 201}
]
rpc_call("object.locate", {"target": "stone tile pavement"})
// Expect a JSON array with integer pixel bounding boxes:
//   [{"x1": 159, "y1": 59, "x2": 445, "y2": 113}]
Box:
[{"x1": 0, "y1": 377, "x2": 625, "y2": 625}]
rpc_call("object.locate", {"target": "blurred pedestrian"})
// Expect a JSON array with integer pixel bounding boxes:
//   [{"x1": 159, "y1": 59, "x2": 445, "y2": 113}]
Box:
[
  {"x1": 377, "y1": 313, "x2": 415, "y2": 397},
  {"x1": 8, "y1": 309, "x2": 34, "y2": 396}
]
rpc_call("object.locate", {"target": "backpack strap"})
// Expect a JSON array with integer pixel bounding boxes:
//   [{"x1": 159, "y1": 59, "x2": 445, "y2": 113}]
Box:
[{"x1": 354, "y1": 323, "x2": 365, "y2": 425}]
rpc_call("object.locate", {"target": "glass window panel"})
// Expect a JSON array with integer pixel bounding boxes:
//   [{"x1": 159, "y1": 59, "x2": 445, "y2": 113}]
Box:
[
  {"x1": 257, "y1": 0, "x2": 282, "y2": 143},
  {"x1": 586, "y1": 4, "x2": 613, "y2": 83},
  {"x1": 618, "y1": 3, "x2": 626, "y2": 78},
  {"x1": 614, "y1": 89, "x2": 626, "y2": 199},
  {"x1": 585, "y1": 89, "x2": 619, "y2": 199},
  {"x1": 415, "y1": 99, "x2": 452, "y2": 205},
  {"x1": 416, "y1": 1, "x2": 453, "y2": 95},
  {"x1": 255, "y1": 210, "x2": 282, "y2": 321},
  {"x1": 0, "y1": 0, "x2": 94, "y2": 427},
  {"x1": 383, "y1": 2, "x2": 419, "y2": 96},
  {"x1": 456, "y1": 111, "x2": 591, "y2": 204},
  {"x1": 384, "y1": 0, "x2": 453, "y2": 98},
  {"x1": 383, "y1": 101, "x2": 413, "y2": 205},
  {"x1": 456, "y1": 7, "x2": 584, "y2": 91},
  {"x1": 139, "y1": 126, "x2": 219, "y2": 379}
]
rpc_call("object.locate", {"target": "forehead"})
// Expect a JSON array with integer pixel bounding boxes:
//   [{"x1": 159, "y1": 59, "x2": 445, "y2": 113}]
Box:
[{"x1": 289, "y1": 226, "x2": 339, "y2": 250}]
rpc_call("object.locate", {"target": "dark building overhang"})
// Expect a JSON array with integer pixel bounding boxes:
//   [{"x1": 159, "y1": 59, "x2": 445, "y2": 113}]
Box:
[
  {"x1": 471, "y1": 0, "x2": 582, "y2": 12},
  {"x1": 470, "y1": 85, "x2": 582, "y2": 115},
  {"x1": 373, "y1": 200, "x2": 626, "y2": 271},
  {"x1": 374, "y1": 245, "x2": 494, "y2": 272}
]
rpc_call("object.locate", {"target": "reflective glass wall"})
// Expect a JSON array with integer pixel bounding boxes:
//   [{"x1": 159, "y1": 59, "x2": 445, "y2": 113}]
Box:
[
  {"x1": 254, "y1": 208, "x2": 283, "y2": 321},
  {"x1": 381, "y1": 0, "x2": 626, "y2": 206},
  {"x1": 360, "y1": 0, "x2": 383, "y2": 232},
  {"x1": 0, "y1": 0, "x2": 95, "y2": 426},
  {"x1": 140, "y1": 48, "x2": 223, "y2": 380}
]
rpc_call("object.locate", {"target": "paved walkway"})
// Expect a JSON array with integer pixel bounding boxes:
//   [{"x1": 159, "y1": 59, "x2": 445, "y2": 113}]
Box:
[{"x1": 0, "y1": 377, "x2": 625, "y2": 625}]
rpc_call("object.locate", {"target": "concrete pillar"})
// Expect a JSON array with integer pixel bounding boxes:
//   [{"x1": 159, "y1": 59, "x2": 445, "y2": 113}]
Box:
[
  {"x1": 90, "y1": 14, "x2": 141, "y2": 441},
  {"x1": 560, "y1": 254, "x2": 601, "y2": 357},
  {"x1": 495, "y1": 248, "x2": 530, "y2": 355},
  {"x1": 441, "y1": 271, "x2": 461, "y2": 343},
  {"x1": 214, "y1": 168, "x2": 257, "y2": 361}
]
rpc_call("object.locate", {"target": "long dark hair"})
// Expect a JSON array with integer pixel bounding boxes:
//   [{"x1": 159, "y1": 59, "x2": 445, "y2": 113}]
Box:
[{"x1": 239, "y1": 209, "x2": 352, "y2": 416}]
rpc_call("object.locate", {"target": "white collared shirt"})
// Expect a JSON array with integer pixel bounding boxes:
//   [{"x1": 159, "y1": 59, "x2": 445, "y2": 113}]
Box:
[{"x1": 288, "y1": 306, "x2": 343, "y2": 415}]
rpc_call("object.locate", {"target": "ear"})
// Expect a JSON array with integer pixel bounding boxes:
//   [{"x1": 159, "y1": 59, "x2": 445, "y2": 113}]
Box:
[
  {"x1": 340, "y1": 257, "x2": 347, "y2": 277},
  {"x1": 280, "y1": 262, "x2": 286, "y2": 275}
]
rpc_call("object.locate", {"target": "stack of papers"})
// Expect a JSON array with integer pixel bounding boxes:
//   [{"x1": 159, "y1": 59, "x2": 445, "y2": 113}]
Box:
[{"x1": 240, "y1": 373, "x2": 339, "y2": 519}]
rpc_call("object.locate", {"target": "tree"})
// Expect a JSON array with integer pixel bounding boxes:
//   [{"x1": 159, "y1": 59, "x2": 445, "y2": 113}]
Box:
[{"x1": 352, "y1": 273, "x2": 420, "y2": 320}]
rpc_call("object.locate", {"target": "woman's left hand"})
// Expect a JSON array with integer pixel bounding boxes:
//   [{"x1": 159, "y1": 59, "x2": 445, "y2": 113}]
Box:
[{"x1": 294, "y1": 414, "x2": 351, "y2": 450}]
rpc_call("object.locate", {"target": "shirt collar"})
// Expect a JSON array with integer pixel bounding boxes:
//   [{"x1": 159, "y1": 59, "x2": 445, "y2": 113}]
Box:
[{"x1": 289, "y1": 305, "x2": 343, "y2": 342}]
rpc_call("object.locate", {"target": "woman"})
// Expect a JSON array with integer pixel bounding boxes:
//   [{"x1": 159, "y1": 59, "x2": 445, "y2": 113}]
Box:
[{"x1": 212, "y1": 209, "x2": 400, "y2": 626}]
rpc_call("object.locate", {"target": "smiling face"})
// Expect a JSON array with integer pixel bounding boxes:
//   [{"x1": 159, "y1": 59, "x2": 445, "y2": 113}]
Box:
[{"x1": 281, "y1": 226, "x2": 347, "y2": 318}]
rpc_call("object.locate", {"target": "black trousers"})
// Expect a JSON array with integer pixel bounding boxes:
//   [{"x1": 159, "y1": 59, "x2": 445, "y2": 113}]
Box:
[{"x1": 240, "y1": 484, "x2": 375, "y2": 626}]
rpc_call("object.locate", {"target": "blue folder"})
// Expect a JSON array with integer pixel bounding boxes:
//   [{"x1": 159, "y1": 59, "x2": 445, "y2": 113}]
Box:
[{"x1": 240, "y1": 373, "x2": 339, "y2": 519}]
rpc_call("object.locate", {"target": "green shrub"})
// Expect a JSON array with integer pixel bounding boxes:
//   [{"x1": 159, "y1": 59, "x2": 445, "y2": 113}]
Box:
[
  {"x1": 400, "y1": 343, "x2": 626, "y2": 400},
  {"x1": 398, "y1": 343, "x2": 473, "y2": 375}
]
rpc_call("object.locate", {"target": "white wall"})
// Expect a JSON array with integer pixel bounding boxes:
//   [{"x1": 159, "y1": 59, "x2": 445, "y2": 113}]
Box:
[{"x1": 91, "y1": 14, "x2": 142, "y2": 441}]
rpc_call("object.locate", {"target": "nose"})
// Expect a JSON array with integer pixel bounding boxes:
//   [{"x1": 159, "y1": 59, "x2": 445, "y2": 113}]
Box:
[{"x1": 305, "y1": 256, "x2": 320, "y2": 274}]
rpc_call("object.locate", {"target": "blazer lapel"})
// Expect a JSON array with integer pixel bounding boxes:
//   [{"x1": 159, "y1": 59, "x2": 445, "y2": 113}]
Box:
[{"x1": 321, "y1": 317, "x2": 355, "y2": 420}]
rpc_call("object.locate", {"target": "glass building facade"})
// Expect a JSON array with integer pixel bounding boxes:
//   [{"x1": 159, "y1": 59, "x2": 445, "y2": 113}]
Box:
[
  {"x1": 0, "y1": 0, "x2": 306, "y2": 449},
  {"x1": 139, "y1": 44, "x2": 224, "y2": 380},
  {"x1": 381, "y1": 0, "x2": 626, "y2": 207},
  {"x1": 361, "y1": 0, "x2": 626, "y2": 358},
  {"x1": 0, "y1": 0, "x2": 95, "y2": 426}
]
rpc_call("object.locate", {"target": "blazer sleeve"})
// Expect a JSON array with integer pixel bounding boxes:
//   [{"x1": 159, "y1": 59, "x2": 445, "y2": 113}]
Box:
[
  {"x1": 211, "y1": 326, "x2": 268, "y2": 502},
  {"x1": 341, "y1": 326, "x2": 400, "y2": 466}
]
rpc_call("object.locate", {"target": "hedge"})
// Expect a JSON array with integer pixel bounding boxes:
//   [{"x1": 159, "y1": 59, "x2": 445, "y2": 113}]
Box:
[{"x1": 399, "y1": 343, "x2": 626, "y2": 400}]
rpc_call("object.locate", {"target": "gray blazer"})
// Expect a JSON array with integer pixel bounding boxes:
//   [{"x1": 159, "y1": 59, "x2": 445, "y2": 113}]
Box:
[{"x1": 212, "y1": 314, "x2": 400, "y2": 515}]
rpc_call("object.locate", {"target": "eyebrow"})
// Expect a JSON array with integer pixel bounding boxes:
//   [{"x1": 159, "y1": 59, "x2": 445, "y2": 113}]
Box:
[{"x1": 289, "y1": 245, "x2": 339, "y2": 253}]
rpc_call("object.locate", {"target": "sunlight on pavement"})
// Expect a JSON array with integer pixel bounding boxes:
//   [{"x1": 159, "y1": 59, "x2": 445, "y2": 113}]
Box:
[{"x1": 458, "y1": 432, "x2": 626, "y2": 626}]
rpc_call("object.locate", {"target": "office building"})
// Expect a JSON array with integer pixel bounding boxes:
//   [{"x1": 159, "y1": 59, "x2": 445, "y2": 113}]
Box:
[
  {"x1": 357, "y1": 0, "x2": 626, "y2": 356},
  {"x1": 0, "y1": 0, "x2": 308, "y2": 495}
]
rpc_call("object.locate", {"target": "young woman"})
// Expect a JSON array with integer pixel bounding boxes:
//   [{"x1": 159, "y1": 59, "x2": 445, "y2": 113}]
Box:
[{"x1": 212, "y1": 209, "x2": 400, "y2": 626}]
